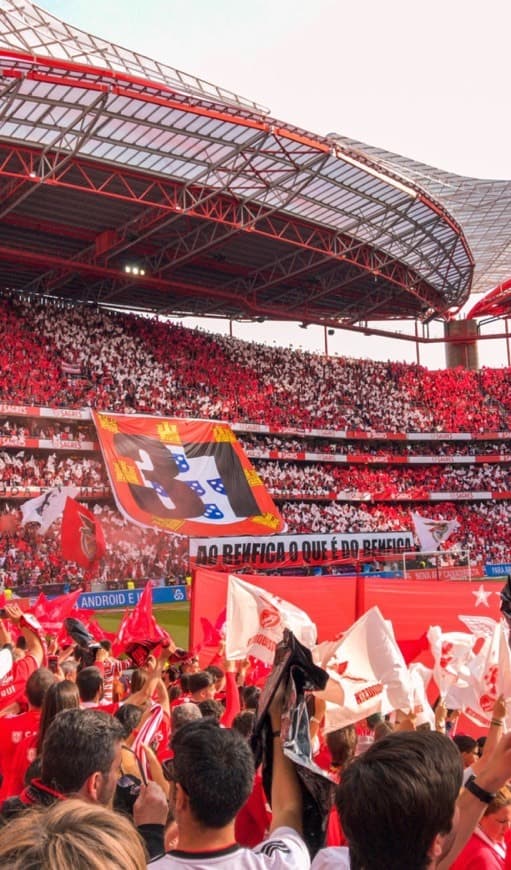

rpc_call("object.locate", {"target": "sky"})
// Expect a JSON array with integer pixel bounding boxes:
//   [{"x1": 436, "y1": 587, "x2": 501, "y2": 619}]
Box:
[{"x1": 42, "y1": 0, "x2": 511, "y2": 369}]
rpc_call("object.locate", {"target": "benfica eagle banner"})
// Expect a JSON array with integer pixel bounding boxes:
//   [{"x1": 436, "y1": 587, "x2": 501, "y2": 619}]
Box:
[
  {"x1": 61, "y1": 498, "x2": 106, "y2": 569},
  {"x1": 225, "y1": 574, "x2": 317, "y2": 665},
  {"x1": 411, "y1": 511, "x2": 459, "y2": 551},
  {"x1": 92, "y1": 412, "x2": 284, "y2": 537}
]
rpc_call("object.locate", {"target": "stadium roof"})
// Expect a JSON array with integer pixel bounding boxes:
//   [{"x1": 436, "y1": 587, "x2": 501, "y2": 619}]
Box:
[
  {"x1": 0, "y1": 1, "x2": 484, "y2": 330},
  {"x1": 330, "y1": 135, "x2": 511, "y2": 299}
]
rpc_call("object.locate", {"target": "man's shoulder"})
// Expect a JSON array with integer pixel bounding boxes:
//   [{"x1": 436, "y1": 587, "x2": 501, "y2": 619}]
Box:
[
  {"x1": 148, "y1": 829, "x2": 310, "y2": 869},
  {"x1": 253, "y1": 826, "x2": 310, "y2": 865},
  {"x1": 311, "y1": 846, "x2": 350, "y2": 870}
]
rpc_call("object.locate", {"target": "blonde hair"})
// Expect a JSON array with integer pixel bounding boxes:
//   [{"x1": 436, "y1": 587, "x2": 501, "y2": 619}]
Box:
[
  {"x1": 0, "y1": 799, "x2": 147, "y2": 869},
  {"x1": 485, "y1": 785, "x2": 511, "y2": 817}
]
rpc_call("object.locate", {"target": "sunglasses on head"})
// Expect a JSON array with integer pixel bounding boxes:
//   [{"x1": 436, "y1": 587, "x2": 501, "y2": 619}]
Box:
[{"x1": 162, "y1": 758, "x2": 188, "y2": 793}]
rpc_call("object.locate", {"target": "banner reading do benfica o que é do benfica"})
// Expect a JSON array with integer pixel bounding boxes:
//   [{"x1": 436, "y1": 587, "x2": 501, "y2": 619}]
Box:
[
  {"x1": 92, "y1": 412, "x2": 284, "y2": 537},
  {"x1": 189, "y1": 530, "x2": 414, "y2": 570}
]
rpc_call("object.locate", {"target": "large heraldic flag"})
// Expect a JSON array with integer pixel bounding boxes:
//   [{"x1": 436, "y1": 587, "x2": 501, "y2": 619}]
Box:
[{"x1": 92, "y1": 412, "x2": 284, "y2": 537}]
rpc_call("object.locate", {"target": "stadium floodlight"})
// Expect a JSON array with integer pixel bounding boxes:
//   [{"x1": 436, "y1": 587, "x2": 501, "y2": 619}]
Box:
[{"x1": 124, "y1": 264, "x2": 145, "y2": 276}]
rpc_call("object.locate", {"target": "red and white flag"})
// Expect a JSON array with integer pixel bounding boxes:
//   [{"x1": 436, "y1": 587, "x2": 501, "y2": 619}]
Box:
[
  {"x1": 225, "y1": 574, "x2": 317, "y2": 666},
  {"x1": 315, "y1": 607, "x2": 411, "y2": 730},
  {"x1": 455, "y1": 621, "x2": 511, "y2": 728},
  {"x1": 458, "y1": 614, "x2": 498, "y2": 639},
  {"x1": 428, "y1": 626, "x2": 476, "y2": 698},
  {"x1": 61, "y1": 498, "x2": 106, "y2": 568},
  {"x1": 411, "y1": 512, "x2": 459, "y2": 552}
]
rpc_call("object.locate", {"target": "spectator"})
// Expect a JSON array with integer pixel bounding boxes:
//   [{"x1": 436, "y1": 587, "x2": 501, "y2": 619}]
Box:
[
  {"x1": 450, "y1": 786, "x2": 511, "y2": 869},
  {"x1": 312, "y1": 730, "x2": 511, "y2": 869},
  {"x1": 0, "y1": 798, "x2": 148, "y2": 869},
  {"x1": 152, "y1": 708, "x2": 308, "y2": 867}
]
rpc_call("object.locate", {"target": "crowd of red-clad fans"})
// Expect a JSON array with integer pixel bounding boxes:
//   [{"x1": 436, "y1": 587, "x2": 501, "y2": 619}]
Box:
[
  {"x1": 256, "y1": 460, "x2": 511, "y2": 498},
  {"x1": 0, "y1": 292, "x2": 510, "y2": 432},
  {"x1": 0, "y1": 600, "x2": 510, "y2": 868},
  {"x1": 0, "y1": 506, "x2": 189, "y2": 591},
  {"x1": 2, "y1": 294, "x2": 511, "y2": 865},
  {"x1": 0, "y1": 292, "x2": 510, "y2": 588}
]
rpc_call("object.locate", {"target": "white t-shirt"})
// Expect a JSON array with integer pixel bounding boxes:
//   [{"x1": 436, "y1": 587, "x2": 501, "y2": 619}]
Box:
[
  {"x1": 311, "y1": 846, "x2": 350, "y2": 870},
  {"x1": 148, "y1": 828, "x2": 310, "y2": 869}
]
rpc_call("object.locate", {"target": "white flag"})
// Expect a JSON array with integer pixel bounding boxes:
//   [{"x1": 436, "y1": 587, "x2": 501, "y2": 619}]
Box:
[
  {"x1": 458, "y1": 614, "x2": 498, "y2": 639},
  {"x1": 428, "y1": 626, "x2": 476, "y2": 698},
  {"x1": 315, "y1": 607, "x2": 411, "y2": 729},
  {"x1": 20, "y1": 486, "x2": 79, "y2": 535},
  {"x1": 411, "y1": 512, "x2": 459, "y2": 552},
  {"x1": 225, "y1": 574, "x2": 317, "y2": 665},
  {"x1": 408, "y1": 663, "x2": 435, "y2": 727},
  {"x1": 461, "y1": 621, "x2": 511, "y2": 728}
]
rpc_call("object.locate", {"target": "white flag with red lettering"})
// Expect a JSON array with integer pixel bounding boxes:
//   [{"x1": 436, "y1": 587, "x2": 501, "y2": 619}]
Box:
[
  {"x1": 225, "y1": 574, "x2": 317, "y2": 665},
  {"x1": 315, "y1": 607, "x2": 411, "y2": 730}
]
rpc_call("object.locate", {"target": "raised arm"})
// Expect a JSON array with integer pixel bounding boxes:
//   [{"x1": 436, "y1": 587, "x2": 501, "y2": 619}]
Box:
[
  {"x1": 5, "y1": 604, "x2": 44, "y2": 666},
  {"x1": 438, "y1": 730, "x2": 511, "y2": 870},
  {"x1": 268, "y1": 685, "x2": 303, "y2": 835}
]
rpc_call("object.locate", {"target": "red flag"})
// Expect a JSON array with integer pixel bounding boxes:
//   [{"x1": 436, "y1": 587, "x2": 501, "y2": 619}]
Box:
[
  {"x1": 112, "y1": 582, "x2": 171, "y2": 663},
  {"x1": 199, "y1": 607, "x2": 226, "y2": 647},
  {"x1": 61, "y1": 498, "x2": 105, "y2": 568},
  {"x1": 33, "y1": 589, "x2": 83, "y2": 637},
  {"x1": 396, "y1": 632, "x2": 429, "y2": 665}
]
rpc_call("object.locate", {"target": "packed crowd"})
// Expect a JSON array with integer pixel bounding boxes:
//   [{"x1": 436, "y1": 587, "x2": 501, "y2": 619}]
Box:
[
  {"x1": 0, "y1": 418, "x2": 91, "y2": 443},
  {"x1": 257, "y1": 460, "x2": 511, "y2": 498},
  {"x1": 240, "y1": 432, "x2": 511, "y2": 457},
  {"x1": 279, "y1": 500, "x2": 511, "y2": 564},
  {"x1": 0, "y1": 602, "x2": 510, "y2": 869},
  {"x1": 0, "y1": 506, "x2": 189, "y2": 591},
  {"x1": 0, "y1": 451, "x2": 107, "y2": 491},
  {"x1": 0, "y1": 292, "x2": 510, "y2": 432},
  {"x1": 1, "y1": 292, "x2": 511, "y2": 582}
]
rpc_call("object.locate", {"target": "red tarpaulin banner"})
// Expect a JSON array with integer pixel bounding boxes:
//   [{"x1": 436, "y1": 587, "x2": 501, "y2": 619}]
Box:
[
  {"x1": 191, "y1": 569, "x2": 358, "y2": 649},
  {"x1": 191, "y1": 572, "x2": 505, "y2": 652},
  {"x1": 92, "y1": 412, "x2": 283, "y2": 537},
  {"x1": 359, "y1": 578, "x2": 503, "y2": 640}
]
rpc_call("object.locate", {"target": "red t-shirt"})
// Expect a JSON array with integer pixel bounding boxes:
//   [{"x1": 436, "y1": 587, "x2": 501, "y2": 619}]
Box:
[
  {"x1": 450, "y1": 829, "x2": 506, "y2": 869},
  {"x1": 0, "y1": 654, "x2": 38, "y2": 710},
  {"x1": 0, "y1": 708, "x2": 40, "y2": 801},
  {"x1": 235, "y1": 770, "x2": 271, "y2": 848}
]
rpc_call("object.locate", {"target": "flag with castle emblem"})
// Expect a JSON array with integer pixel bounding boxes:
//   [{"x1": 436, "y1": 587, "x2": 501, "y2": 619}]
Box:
[{"x1": 92, "y1": 412, "x2": 284, "y2": 537}]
